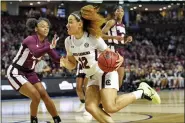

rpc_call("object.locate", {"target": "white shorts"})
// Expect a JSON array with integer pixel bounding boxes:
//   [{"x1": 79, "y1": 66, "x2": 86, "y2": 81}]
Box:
[{"x1": 87, "y1": 70, "x2": 119, "y2": 91}]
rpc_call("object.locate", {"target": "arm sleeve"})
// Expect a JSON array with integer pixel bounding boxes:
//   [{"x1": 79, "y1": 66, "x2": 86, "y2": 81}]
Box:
[
  {"x1": 65, "y1": 37, "x2": 73, "y2": 56},
  {"x1": 23, "y1": 36, "x2": 50, "y2": 58},
  {"x1": 95, "y1": 37, "x2": 108, "y2": 52},
  {"x1": 47, "y1": 48, "x2": 61, "y2": 63}
]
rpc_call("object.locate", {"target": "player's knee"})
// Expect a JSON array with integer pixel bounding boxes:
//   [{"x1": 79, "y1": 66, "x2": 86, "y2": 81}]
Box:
[
  {"x1": 39, "y1": 90, "x2": 49, "y2": 100},
  {"x1": 85, "y1": 103, "x2": 96, "y2": 114},
  {"x1": 31, "y1": 91, "x2": 41, "y2": 104},
  {"x1": 103, "y1": 103, "x2": 117, "y2": 113}
]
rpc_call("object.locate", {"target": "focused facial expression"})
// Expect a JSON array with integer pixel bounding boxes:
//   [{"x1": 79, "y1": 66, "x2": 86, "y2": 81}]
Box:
[
  {"x1": 36, "y1": 20, "x2": 49, "y2": 37},
  {"x1": 66, "y1": 15, "x2": 82, "y2": 35},
  {"x1": 115, "y1": 7, "x2": 124, "y2": 20}
]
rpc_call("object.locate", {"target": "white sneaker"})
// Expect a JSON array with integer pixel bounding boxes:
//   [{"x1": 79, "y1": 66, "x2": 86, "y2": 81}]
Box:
[
  {"x1": 137, "y1": 82, "x2": 161, "y2": 104},
  {"x1": 75, "y1": 103, "x2": 85, "y2": 112}
]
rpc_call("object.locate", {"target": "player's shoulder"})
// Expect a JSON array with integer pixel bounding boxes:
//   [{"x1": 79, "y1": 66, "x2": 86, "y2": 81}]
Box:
[
  {"x1": 88, "y1": 34, "x2": 104, "y2": 47},
  {"x1": 88, "y1": 34, "x2": 101, "y2": 43},
  {"x1": 106, "y1": 19, "x2": 116, "y2": 27},
  {"x1": 26, "y1": 35, "x2": 35, "y2": 40},
  {"x1": 23, "y1": 35, "x2": 36, "y2": 44},
  {"x1": 65, "y1": 36, "x2": 73, "y2": 42}
]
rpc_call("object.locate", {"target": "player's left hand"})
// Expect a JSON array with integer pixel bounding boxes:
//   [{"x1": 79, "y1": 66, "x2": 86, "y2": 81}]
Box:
[
  {"x1": 50, "y1": 34, "x2": 59, "y2": 49},
  {"x1": 115, "y1": 51, "x2": 124, "y2": 70},
  {"x1": 125, "y1": 36, "x2": 133, "y2": 44}
]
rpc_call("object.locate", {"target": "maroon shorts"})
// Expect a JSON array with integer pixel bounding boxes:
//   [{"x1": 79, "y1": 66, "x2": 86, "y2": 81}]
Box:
[{"x1": 7, "y1": 65, "x2": 40, "y2": 91}]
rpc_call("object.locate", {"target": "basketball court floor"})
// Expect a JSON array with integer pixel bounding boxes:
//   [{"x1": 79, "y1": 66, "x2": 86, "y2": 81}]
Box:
[{"x1": 2, "y1": 89, "x2": 184, "y2": 123}]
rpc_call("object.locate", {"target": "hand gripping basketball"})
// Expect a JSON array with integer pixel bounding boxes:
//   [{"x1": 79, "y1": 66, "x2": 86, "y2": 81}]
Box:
[{"x1": 98, "y1": 51, "x2": 123, "y2": 72}]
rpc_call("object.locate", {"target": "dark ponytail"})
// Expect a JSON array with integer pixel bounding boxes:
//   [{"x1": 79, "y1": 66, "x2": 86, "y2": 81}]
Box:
[{"x1": 26, "y1": 18, "x2": 38, "y2": 32}]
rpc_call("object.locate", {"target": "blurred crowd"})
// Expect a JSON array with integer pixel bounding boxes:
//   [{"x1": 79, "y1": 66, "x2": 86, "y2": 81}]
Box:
[
  {"x1": 119, "y1": 27, "x2": 185, "y2": 91},
  {"x1": 134, "y1": 9, "x2": 185, "y2": 25},
  {"x1": 1, "y1": 10, "x2": 184, "y2": 91}
]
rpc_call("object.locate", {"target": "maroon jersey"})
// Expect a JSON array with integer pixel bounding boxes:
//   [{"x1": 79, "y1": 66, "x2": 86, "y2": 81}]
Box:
[
  {"x1": 107, "y1": 20, "x2": 126, "y2": 45},
  {"x1": 12, "y1": 34, "x2": 60, "y2": 71}
]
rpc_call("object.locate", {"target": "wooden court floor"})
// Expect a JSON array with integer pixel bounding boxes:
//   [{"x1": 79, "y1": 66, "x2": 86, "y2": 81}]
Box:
[{"x1": 2, "y1": 89, "x2": 184, "y2": 123}]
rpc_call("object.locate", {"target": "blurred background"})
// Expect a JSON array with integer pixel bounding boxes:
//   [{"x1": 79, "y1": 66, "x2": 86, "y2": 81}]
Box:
[{"x1": 1, "y1": 0, "x2": 185, "y2": 99}]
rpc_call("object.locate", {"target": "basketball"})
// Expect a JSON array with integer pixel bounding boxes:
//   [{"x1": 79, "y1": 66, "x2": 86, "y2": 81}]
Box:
[{"x1": 98, "y1": 51, "x2": 119, "y2": 72}]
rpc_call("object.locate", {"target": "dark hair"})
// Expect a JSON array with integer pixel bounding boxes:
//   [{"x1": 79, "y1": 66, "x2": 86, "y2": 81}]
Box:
[
  {"x1": 71, "y1": 5, "x2": 105, "y2": 38},
  {"x1": 26, "y1": 18, "x2": 37, "y2": 32},
  {"x1": 26, "y1": 17, "x2": 51, "y2": 32},
  {"x1": 106, "y1": 5, "x2": 123, "y2": 20}
]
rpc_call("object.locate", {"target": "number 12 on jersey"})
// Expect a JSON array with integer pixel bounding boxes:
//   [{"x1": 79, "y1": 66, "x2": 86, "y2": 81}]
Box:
[{"x1": 78, "y1": 57, "x2": 90, "y2": 69}]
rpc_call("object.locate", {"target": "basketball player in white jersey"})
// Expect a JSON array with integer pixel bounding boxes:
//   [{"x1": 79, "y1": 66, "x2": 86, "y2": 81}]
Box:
[
  {"x1": 102, "y1": 5, "x2": 133, "y2": 88},
  {"x1": 60, "y1": 5, "x2": 161, "y2": 122}
]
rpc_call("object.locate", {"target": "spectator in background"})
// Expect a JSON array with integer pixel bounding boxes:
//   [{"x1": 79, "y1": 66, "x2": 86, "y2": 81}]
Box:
[{"x1": 35, "y1": 56, "x2": 51, "y2": 80}]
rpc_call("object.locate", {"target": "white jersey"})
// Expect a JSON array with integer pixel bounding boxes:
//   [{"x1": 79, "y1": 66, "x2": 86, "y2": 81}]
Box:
[{"x1": 65, "y1": 32, "x2": 107, "y2": 77}]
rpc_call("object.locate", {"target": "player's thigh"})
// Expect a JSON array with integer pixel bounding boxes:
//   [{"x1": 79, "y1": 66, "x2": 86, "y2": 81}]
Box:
[
  {"x1": 85, "y1": 85, "x2": 101, "y2": 106},
  {"x1": 100, "y1": 88, "x2": 117, "y2": 109},
  {"x1": 19, "y1": 82, "x2": 40, "y2": 99},
  {"x1": 34, "y1": 82, "x2": 49, "y2": 98},
  {"x1": 99, "y1": 71, "x2": 119, "y2": 108}
]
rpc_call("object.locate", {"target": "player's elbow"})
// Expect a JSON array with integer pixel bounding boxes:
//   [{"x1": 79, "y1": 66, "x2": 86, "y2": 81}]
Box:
[
  {"x1": 68, "y1": 62, "x2": 76, "y2": 70},
  {"x1": 64, "y1": 61, "x2": 76, "y2": 70}
]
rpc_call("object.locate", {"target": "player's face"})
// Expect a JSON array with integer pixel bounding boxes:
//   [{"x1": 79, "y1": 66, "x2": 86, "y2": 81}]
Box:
[
  {"x1": 115, "y1": 8, "x2": 124, "y2": 20},
  {"x1": 66, "y1": 15, "x2": 82, "y2": 35},
  {"x1": 36, "y1": 20, "x2": 49, "y2": 37}
]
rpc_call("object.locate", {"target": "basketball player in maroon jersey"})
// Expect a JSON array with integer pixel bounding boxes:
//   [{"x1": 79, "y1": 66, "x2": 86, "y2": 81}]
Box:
[
  {"x1": 102, "y1": 5, "x2": 133, "y2": 88},
  {"x1": 75, "y1": 63, "x2": 88, "y2": 112},
  {"x1": 60, "y1": 5, "x2": 160, "y2": 122},
  {"x1": 7, "y1": 18, "x2": 62, "y2": 123}
]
